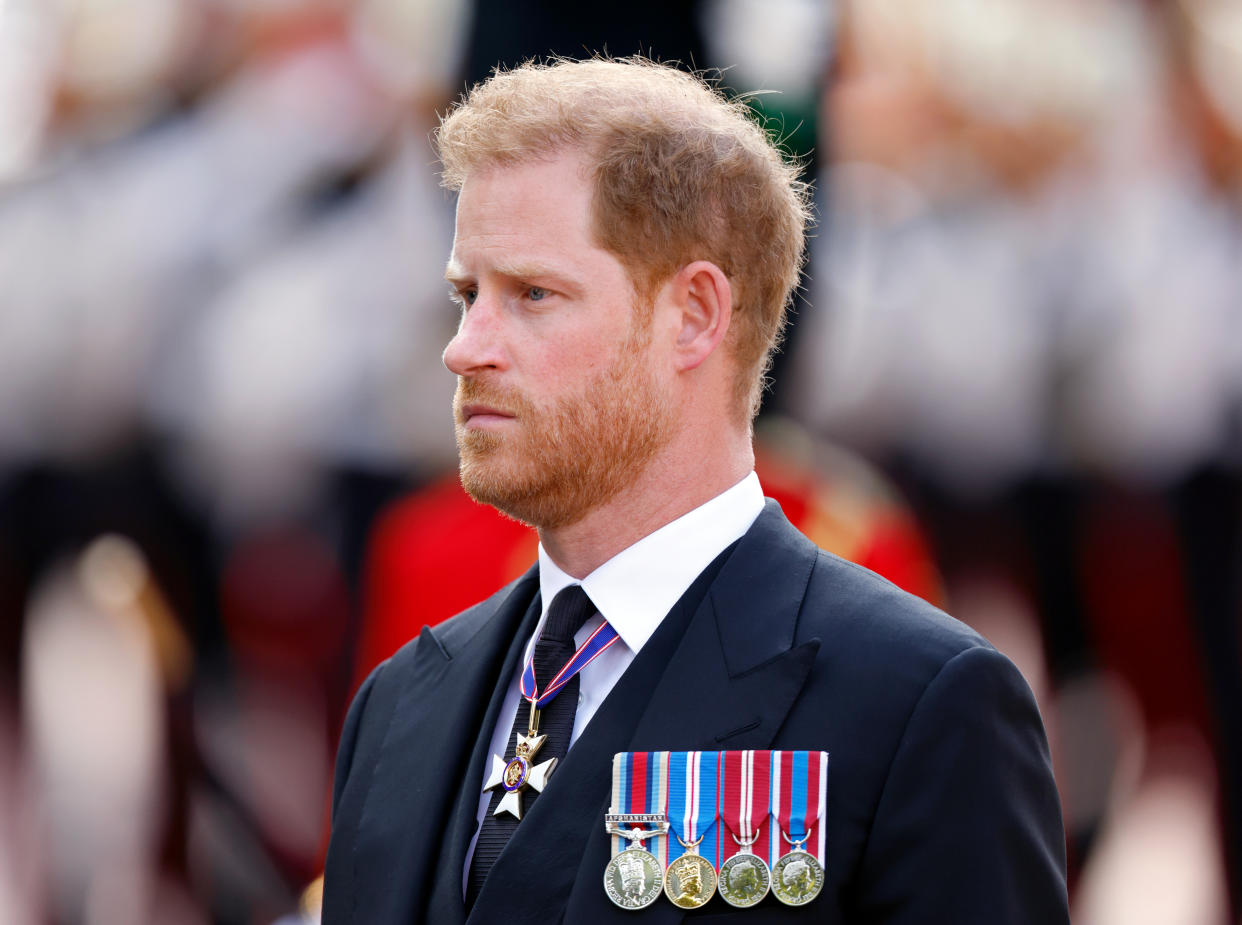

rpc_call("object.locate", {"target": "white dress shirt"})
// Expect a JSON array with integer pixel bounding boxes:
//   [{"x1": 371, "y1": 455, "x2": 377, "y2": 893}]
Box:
[{"x1": 463, "y1": 471, "x2": 765, "y2": 890}]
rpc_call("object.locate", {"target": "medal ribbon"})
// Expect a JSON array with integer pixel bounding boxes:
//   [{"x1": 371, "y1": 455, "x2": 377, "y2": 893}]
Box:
[
  {"x1": 720, "y1": 750, "x2": 772, "y2": 863},
  {"x1": 666, "y1": 751, "x2": 721, "y2": 867},
  {"x1": 520, "y1": 618, "x2": 620, "y2": 709},
  {"x1": 610, "y1": 751, "x2": 670, "y2": 860},
  {"x1": 770, "y1": 750, "x2": 829, "y2": 867}
]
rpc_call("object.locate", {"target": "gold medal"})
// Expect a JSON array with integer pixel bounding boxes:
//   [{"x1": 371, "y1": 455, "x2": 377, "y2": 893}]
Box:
[
  {"x1": 718, "y1": 833, "x2": 770, "y2": 908},
  {"x1": 663, "y1": 835, "x2": 717, "y2": 909}
]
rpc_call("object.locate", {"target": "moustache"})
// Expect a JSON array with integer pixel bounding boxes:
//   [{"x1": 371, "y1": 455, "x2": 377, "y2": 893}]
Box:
[{"x1": 453, "y1": 378, "x2": 533, "y2": 423}]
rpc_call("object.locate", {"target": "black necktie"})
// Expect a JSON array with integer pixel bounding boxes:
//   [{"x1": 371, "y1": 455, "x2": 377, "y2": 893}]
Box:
[{"x1": 466, "y1": 584, "x2": 598, "y2": 907}]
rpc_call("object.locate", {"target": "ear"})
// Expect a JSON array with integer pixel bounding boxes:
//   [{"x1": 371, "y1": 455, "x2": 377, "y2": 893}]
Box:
[{"x1": 669, "y1": 260, "x2": 732, "y2": 372}]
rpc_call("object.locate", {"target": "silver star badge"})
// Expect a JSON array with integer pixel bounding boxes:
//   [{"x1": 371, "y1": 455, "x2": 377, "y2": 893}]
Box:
[{"x1": 482, "y1": 730, "x2": 558, "y2": 820}]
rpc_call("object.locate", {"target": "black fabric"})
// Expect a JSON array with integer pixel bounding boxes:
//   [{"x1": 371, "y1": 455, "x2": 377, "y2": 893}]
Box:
[{"x1": 466, "y1": 584, "x2": 597, "y2": 907}]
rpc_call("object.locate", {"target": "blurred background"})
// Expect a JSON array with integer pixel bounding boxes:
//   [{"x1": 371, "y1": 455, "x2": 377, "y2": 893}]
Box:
[{"x1": 0, "y1": 0, "x2": 1239, "y2": 922}]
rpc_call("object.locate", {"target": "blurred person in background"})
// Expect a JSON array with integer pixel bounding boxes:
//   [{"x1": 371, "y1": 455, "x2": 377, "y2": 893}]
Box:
[
  {"x1": 1, "y1": 0, "x2": 471, "y2": 921},
  {"x1": 790, "y1": 0, "x2": 1242, "y2": 921},
  {"x1": 21, "y1": 536, "x2": 198, "y2": 925},
  {"x1": 1066, "y1": 4, "x2": 1242, "y2": 921}
]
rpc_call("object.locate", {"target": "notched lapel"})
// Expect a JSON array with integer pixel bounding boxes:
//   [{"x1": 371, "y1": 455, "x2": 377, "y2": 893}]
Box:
[
  {"x1": 629, "y1": 594, "x2": 820, "y2": 752},
  {"x1": 631, "y1": 502, "x2": 820, "y2": 750},
  {"x1": 711, "y1": 500, "x2": 818, "y2": 678}
]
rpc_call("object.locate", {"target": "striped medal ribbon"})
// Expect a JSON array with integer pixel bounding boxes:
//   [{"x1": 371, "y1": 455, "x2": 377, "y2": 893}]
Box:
[
  {"x1": 519, "y1": 619, "x2": 619, "y2": 709},
  {"x1": 770, "y1": 750, "x2": 829, "y2": 907},
  {"x1": 717, "y1": 750, "x2": 773, "y2": 908}
]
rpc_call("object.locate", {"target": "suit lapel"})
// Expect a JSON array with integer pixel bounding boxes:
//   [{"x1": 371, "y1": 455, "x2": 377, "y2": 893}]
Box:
[
  {"x1": 471, "y1": 504, "x2": 822, "y2": 924},
  {"x1": 351, "y1": 569, "x2": 541, "y2": 925},
  {"x1": 426, "y1": 575, "x2": 544, "y2": 923},
  {"x1": 629, "y1": 501, "x2": 822, "y2": 749}
]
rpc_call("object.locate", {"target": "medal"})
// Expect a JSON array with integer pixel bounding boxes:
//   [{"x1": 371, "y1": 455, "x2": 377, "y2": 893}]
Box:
[
  {"x1": 480, "y1": 700, "x2": 557, "y2": 820},
  {"x1": 718, "y1": 750, "x2": 772, "y2": 908},
  {"x1": 663, "y1": 750, "x2": 719, "y2": 909},
  {"x1": 604, "y1": 752, "x2": 671, "y2": 911},
  {"x1": 770, "y1": 750, "x2": 828, "y2": 907},
  {"x1": 771, "y1": 840, "x2": 824, "y2": 907},
  {"x1": 483, "y1": 616, "x2": 620, "y2": 819},
  {"x1": 603, "y1": 816, "x2": 667, "y2": 910},
  {"x1": 665, "y1": 840, "x2": 716, "y2": 909},
  {"x1": 720, "y1": 847, "x2": 771, "y2": 908}
]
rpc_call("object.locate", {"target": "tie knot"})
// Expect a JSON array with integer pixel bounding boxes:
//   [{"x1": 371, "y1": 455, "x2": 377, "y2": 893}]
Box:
[{"x1": 541, "y1": 584, "x2": 596, "y2": 645}]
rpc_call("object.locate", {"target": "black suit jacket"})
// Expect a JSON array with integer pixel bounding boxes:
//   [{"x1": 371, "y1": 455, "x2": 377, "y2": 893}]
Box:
[{"x1": 324, "y1": 502, "x2": 1069, "y2": 923}]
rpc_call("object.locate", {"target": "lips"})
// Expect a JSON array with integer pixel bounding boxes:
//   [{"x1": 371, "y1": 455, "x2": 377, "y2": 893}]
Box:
[
  {"x1": 455, "y1": 378, "x2": 526, "y2": 428},
  {"x1": 458, "y1": 403, "x2": 516, "y2": 426}
]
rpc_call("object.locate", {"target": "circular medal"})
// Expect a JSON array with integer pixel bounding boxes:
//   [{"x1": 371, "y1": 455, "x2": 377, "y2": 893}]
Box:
[
  {"x1": 718, "y1": 852, "x2": 771, "y2": 908},
  {"x1": 771, "y1": 849, "x2": 825, "y2": 906},
  {"x1": 603, "y1": 847, "x2": 663, "y2": 910},
  {"x1": 663, "y1": 852, "x2": 717, "y2": 909}
]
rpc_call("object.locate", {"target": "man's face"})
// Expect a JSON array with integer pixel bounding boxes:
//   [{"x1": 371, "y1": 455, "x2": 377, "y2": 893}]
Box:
[{"x1": 442, "y1": 152, "x2": 674, "y2": 529}]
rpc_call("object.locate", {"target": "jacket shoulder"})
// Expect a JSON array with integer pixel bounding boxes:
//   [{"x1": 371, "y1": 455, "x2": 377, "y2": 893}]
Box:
[{"x1": 801, "y1": 547, "x2": 991, "y2": 671}]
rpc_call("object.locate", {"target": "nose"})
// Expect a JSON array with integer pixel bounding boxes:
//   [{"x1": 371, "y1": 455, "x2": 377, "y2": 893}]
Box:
[{"x1": 443, "y1": 300, "x2": 504, "y2": 376}]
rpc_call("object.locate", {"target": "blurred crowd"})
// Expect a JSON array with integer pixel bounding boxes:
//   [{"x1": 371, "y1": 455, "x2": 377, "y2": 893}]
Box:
[
  {"x1": 0, "y1": 1, "x2": 1239, "y2": 923},
  {"x1": 791, "y1": 4, "x2": 1242, "y2": 924}
]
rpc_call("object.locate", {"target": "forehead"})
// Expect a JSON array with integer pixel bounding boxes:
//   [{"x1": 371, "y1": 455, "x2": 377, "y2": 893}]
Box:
[{"x1": 452, "y1": 154, "x2": 593, "y2": 249}]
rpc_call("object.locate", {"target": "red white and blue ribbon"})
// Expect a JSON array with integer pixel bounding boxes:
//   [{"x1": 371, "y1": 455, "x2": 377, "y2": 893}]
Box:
[
  {"x1": 770, "y1": 750, "x2": 829, "y2": 868},
  {"x1": 520, "y1": 612, "x2": 620, "y2": 709},
  {"x1": 610, "y1": 751, "x2": 670, "y2": 861},
  {"x1": 609, "y1": 750, "x2": 828, "y2": 870},
  {"x1": 667, "y1": 750, "x2": 721, "y2": 867},
  {"x1": 720, "y1": 750, "x2": 773, "y2": 864}
]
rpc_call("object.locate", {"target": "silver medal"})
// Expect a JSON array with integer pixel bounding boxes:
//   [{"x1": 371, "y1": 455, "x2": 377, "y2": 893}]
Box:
[
  {"x1": 718, "y1": 835, "x2": 771, "y2": 908},
  {"x1": 603, "y1": 818, "x2": 668, "y2": 911},
  {"x1": 771, "y1": 848, "x2": 824, "y2": 906}
]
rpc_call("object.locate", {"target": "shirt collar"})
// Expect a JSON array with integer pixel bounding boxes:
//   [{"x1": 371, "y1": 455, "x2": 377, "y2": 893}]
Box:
[{"x1": 537, "y1": 471, "x2": 764, "y2": 655}]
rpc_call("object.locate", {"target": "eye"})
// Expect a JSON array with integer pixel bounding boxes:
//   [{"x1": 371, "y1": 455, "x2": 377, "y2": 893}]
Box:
[
  {"x1": 450, "y1": 286, "x2": 477, "y2": 308},
  {"x1": 527, "y1": 286, "x2": 549, "y2": 302}
]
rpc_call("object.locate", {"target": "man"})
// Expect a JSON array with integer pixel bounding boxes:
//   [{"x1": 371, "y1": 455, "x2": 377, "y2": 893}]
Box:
[{"x1": 323, "y1": 57, "x2": 1068, "y2": 923}]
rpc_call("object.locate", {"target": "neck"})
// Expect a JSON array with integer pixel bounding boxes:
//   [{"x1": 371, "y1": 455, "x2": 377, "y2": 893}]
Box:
[{"x1": 538, "y1": 430, "x2": 754, "y2": 578}]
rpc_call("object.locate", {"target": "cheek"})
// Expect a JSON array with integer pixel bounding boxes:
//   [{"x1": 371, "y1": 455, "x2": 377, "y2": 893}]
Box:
[
  {"x1": 515, "y1": 297, "x2": 640, "y2": 383},
  {"x1": 545, "y1": 336, "x2": 623, "y2": 381}
]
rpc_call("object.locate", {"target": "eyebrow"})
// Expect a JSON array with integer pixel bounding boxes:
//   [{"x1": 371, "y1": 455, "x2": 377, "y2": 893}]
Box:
[{"x1": 444, "y1": 259, "x2": 583, "y2": 294}]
